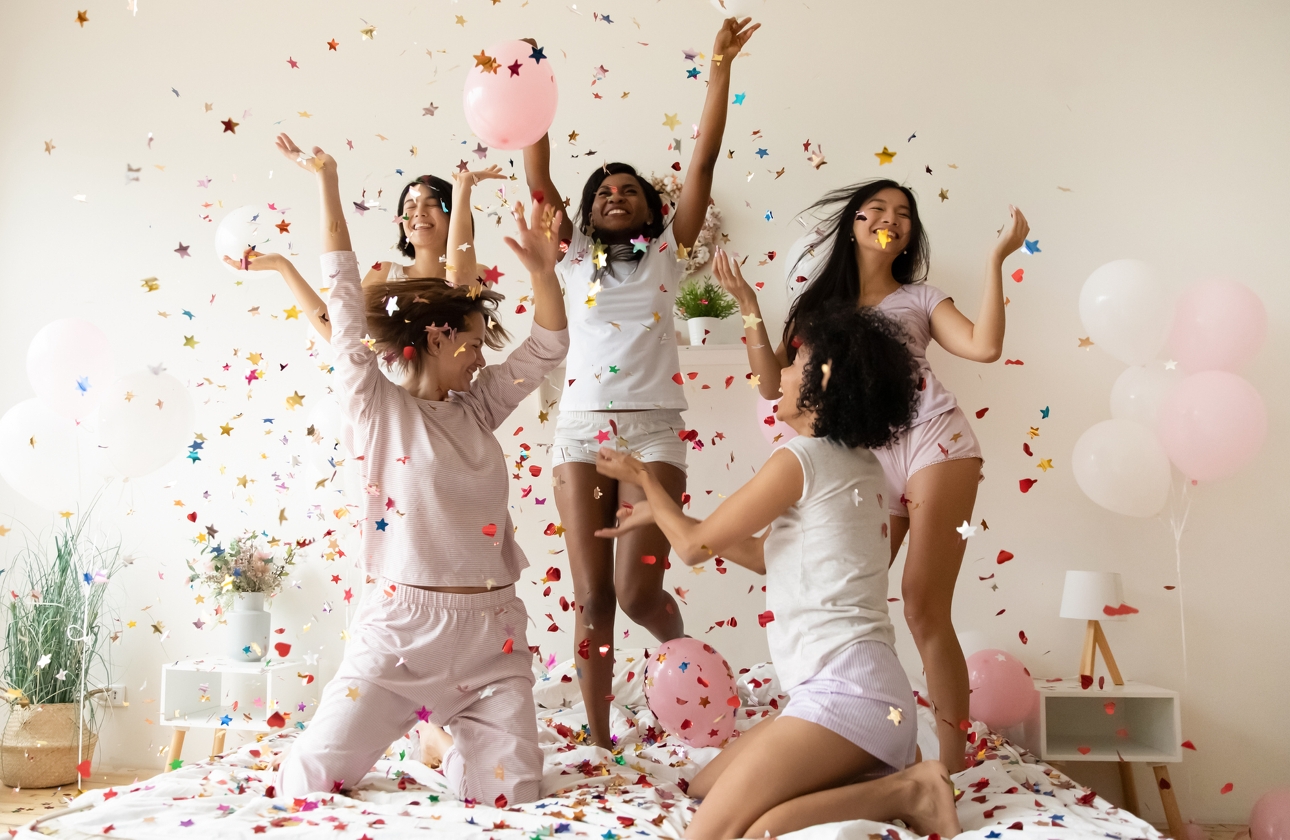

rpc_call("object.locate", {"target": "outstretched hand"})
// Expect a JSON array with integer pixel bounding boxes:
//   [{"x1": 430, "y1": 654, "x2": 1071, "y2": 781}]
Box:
[
  {"x1": 274, "y1": 132, "x2": 334, "y2": 176},
  {"x1": 503, "y1": 200, "x2": 565, "y2": 273},
  {"x1": 991, "y1": 205, "x2": 1030, "y2": 262},
  {"x1": 454, "y1": 165, "x2": 506, "y2": 190},
  {"x1": 222, "y1": 248, "x2": 288, "y2": 273},
  {"x1": 593, "y1": 500, "x2": 655, "y2": 540},
  {"x1": 595, "y1": 446, "x2": 648, "y2": 486},
  {"x1": 713, "y1": 16, "x2": 759, "y2": 61},
  {"x1": 712, "y1": 248, "x2": 757, "y2": 309}
]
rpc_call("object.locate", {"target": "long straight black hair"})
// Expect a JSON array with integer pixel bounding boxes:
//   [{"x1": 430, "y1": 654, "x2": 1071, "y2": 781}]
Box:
[
  {"x1": 395, "y1": 174, "x2": 457, "y2": 259},
  {"x1": 783, "y1": 179, "x2": 929, "y2": 351}
]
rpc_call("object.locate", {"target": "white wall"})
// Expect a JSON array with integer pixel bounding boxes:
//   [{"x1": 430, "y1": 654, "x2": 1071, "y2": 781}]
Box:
[{"x1": 1, "y1": 0, "x2": 1287, "y2": 824}]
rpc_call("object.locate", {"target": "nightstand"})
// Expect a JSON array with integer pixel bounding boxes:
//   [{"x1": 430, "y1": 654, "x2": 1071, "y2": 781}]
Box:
[
  {"x1": 1015, "y1": 678, "x2": 1184, "y2": 839},
  {"x1": 160, "y1": 659, "x2": 314, "y2": 771}
]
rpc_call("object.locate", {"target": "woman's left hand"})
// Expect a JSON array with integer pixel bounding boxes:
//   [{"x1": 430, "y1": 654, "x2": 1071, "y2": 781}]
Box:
[
  {"x1": 503, "y1": 200, "x2": 564, "y2": 273},
  {"x1": 713, "y1": 16, "x2": 760, "y2": 62},
  {"x1": 453, "y1": 165, "x2": 506, "y2": 191},
  {"x1": 991, "y1": 205, "x2": 1030, "y2": 262},
  {"x1": 595, "y1": 446, "x2": 647, "y2": 485},
  {"x1": 222, "y1": 248, "x2": 287, "y2": 273}
]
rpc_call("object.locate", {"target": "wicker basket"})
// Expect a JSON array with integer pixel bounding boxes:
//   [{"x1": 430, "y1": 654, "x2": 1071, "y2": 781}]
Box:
[{"x1": 0, "y1": 703, "x2": 97, "y2": 789}]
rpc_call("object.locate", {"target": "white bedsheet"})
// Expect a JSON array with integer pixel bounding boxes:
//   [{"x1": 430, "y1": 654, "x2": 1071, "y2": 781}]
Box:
[{"x1": 17, "y1": 653, "x2": 1160, "y2": 840}]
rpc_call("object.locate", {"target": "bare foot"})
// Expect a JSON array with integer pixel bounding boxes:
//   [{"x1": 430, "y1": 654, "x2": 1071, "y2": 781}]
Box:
[
  {"x1": 416, "y1": 722, "x2": 454, "y2": 768},
  {"x1": 901, "y1": 760, "x2": 962, "y2": 838}
]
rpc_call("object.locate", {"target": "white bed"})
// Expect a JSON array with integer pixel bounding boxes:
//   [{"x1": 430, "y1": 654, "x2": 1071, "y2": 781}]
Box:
[{"x1": 17, "y1": 652, "x2": 1161, "y2": 840}]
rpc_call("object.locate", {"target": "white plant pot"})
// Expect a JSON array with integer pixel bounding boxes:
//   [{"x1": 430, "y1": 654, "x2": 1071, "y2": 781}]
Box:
[
  {"x1": 225, "y1": 592, "x2": 271, "y2": 661},
  {"x1": 686, "y1": 317, "x2": 722, "y2": 346}
]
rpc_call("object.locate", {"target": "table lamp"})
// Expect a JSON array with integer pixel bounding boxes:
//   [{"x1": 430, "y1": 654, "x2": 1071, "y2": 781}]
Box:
[{"x1": 1060, "y1": 571, "x2": 1128, "y2": 686}]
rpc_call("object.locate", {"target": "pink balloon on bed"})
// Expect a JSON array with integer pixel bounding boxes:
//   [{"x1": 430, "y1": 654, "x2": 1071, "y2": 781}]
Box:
[
  {"x1": 966, "y1": 649, "x2": 1038, "y2": 731},
  {"x1": 644, "y1": 639, "x2": 739, "y2": 748},
  {"x1": 756, "y1": 396, "x2": 798, "y2": 446},
  {"x1": 462, "y1": 40, "x2": 559, "y2": 150}
]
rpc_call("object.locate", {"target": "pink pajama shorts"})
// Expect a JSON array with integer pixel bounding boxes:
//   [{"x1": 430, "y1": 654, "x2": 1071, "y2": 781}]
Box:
[
  {"x1": 871, "y1": 405, "x2": 984, "y2": 517},
  {"x1": 278, "y1": 582, "x2": 542, "y2": 806},
  {"x1": 781, "y1": 640, "x2": 918, "y2": 776}
]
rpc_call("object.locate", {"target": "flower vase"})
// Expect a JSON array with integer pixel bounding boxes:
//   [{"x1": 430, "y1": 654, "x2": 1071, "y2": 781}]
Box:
[
  {"x1": 687, "y1": 317, "x2": 721, "y2": 346},
  {"x1": 225, "y1": 592, "x2": 271, "y2": 661}
]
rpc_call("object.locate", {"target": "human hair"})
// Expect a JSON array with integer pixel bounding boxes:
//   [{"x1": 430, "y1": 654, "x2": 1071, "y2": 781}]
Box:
[
  {"x1": 783, "y1": 179, "x2": 929, "y2": 349},
  {"x1": 395, "y1": 174, "x2": 463, "y2": 259},
  {"x1": 575, "y1": 163, "x2": 667, "y2": 240},
  {"x1": 790, "y1": 307, "x2": 920, "y2": 450},
  {"x1": 362, "y1": 277, "x2": 510, "y2": 374}
]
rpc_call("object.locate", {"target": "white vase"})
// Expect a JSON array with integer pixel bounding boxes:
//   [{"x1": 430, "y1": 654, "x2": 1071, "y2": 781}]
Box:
[
  {"x1": 687, "y1": 316, "x2": 722, "y2": 346},
  {"x1": 225, "y1": 592, "x2": 271, "y2": 662}
]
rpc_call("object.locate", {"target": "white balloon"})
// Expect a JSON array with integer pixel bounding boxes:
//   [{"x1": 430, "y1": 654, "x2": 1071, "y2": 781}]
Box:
[
  {"x1": 1078, "y1": 260, "x2": 1172, "y2": 366},
  {"x1": 214, "y1": 205, "x2": 285, "y2": 273},
  {"x1": 1071, "y1": 419, "x2": 1171, "y2": 517},
  {"x1": 1110, "y1": 364, "x2": 1182, "y2": 428},
  {"x1": 98, "y1": 371, "x2": 195, "y2": 477},
  {"x1": 25, "y1": 319, "x2": 115, "y2": 421},
  {"x1": 709, "y1": 0, "x2": 765, "y2": 15},
  {"x1": 0, "y1": 399, "x2": 106, "y2": 511}
]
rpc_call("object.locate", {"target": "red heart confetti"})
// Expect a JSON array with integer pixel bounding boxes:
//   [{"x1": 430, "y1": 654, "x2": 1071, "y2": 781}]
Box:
[
  {"x1": 502, "y1": 638, "x2": 514, "y2": 654},
  {"x1": 1077, "y1": 746, "x2": 1091, "y2": 755},
  {"x1": 1019, "y1": 630, "x2": 1028, "y2": 644},
  {"x1": 1011, "y1": 268, "x2": 1024, "y2": 282},
  {"x1": 1182, "y1": 740, "x2": 1197, "y2": 750},
  {"x1": 1104, "y1": 702, "x2": 1116, "y2": 715},
  {"x1": 1220, "y1": 783, "x2": 1234, "y2": 795},
  {"x1": 975, "y1": 407, "x2": 989, "y2": 419},
  {"x1": 482, "y1": 523, "x2": 498, "y2": 538},
  {"x1": 495, "y1": 794, "x2": 509, "y2": 808},
  {"x1": 672, "y1": 372, "x2": 684, "y2": 385},
  {"x1": 641, "y1": 555, "x2": 657, "y2": 565},
  {"x1": 1019, "y1": 478, "x2": 1039, "y2": 493},
  {"x1": 187, "y1": 512, "x2": 198, "y2": 522},
  {"x1": 77, "y1": 759, "x2": 92, "y2": 778},
  {"x1": 758, "y1": 610, "x2": 775, "y2": 627},
  {"x1": 274, "y1": 642, "x2": 292, "y2": 657},
  {"x1": 1103, "y1": 603, "x2": 1140, "y2": 616},
  {"x1": 996, "y1": 550, "x2": 1014, "y2": 564},
  {"x1": 267, "y1": 711, "x2": 286, "y2": 729}
]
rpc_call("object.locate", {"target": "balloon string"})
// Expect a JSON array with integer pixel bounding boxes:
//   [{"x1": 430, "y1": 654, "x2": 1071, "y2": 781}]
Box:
[{"x1": 1167, "y1": 478, "x2": 1192, "y2": 688}]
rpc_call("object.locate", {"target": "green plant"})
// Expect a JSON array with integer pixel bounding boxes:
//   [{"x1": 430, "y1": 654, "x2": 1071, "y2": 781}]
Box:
[
  {"x1": 675, "y1": 276, "x2": 738, "y2": 320},
  {"x1": 1, "y1": 514, "x2": 122, "y2": 727},
  {"x1": 187, "y1": 530, "x2": 296, "y2": 610}
]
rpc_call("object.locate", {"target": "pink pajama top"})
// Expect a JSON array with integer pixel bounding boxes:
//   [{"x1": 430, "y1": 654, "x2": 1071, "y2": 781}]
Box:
[{"x1": 322, "y1": 251, "x2": 569, "y2": 588}]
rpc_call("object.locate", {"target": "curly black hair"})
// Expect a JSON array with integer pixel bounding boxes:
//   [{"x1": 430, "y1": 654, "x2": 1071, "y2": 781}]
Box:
[
  {"x1": 789, "y1": 307, "x2": 921, "y2": 450},
  {"x1": 575, "y1": 162, "x2": 667, "y2": 241}
]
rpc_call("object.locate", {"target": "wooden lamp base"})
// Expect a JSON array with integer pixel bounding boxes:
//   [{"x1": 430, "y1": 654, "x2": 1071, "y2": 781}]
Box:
[{"x1": 1079, "y1": 619, "x2": 1124, "y2": 686}]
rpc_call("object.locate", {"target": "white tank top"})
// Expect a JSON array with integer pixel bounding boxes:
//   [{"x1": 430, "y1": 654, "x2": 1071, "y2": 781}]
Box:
[{"x1": 557, "y1": 224, "x2": 687, "y2": 411}]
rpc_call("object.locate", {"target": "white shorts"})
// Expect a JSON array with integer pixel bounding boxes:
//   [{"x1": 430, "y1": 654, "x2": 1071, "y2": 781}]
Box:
[{"x1": 551, "y1": 409, "x2": 688, "y2": 473}]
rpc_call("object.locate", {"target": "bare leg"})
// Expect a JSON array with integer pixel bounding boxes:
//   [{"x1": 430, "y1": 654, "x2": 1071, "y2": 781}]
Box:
[
  {"x1": 889, "y1": 514, "x2": 911, "y2": 566},
  {"x1": 688, "y1": 715, "x2": 779, "y2": 799},
  {"x1": 901, "y1": 458, "x2": 982, "y2": 774},
  {"x1": 683, "y1": 716, "x2": 883, "y2": 840},
  {"x1": 614, "y1": 462, "x2": 686, "y2": 642},
  {"x1": 744, "y1": 761, "x2": 961, "y2": 839},
  {"x1": 554, "y1": 462, "x2": 620, "y2": 749}
]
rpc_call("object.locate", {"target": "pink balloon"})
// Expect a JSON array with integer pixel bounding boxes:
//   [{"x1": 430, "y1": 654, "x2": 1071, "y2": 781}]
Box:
[
  {"x1": 1157, "y1": 371, "x2": 1267, "y2": 482},
  {"x1": 1252, "y1": 787, "x2": 1290, "y2": 840},
  {"x1": 644, "y1": 639, "x2": 739, "y2": 748},
  {"x1": 966, "y1": 649, "x2": 1038, "y2": 730},
  {"x1": 462, "y1": 40, "x2": 558, "y2": 151},
  {"x1": 1168, "y1": 279, "x2": 1267, "y2": 374},
  {"x1": 756, "y1": 396, "x2": 798, "y2": 446}
]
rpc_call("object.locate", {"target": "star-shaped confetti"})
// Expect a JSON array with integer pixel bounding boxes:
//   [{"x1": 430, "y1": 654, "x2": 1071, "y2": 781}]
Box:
[{"x1": 875, "y1": 146, "x2": 896, "y2": 165}]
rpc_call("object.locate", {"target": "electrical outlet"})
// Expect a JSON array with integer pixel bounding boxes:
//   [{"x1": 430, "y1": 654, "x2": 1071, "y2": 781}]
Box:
[{"x1": 101, "y1": 684, "x2": 127, "y2": 707}]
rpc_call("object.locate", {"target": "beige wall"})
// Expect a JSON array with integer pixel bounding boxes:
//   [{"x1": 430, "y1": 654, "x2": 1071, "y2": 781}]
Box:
[{"x1": 1, "y1": 0, "x2": 1286, "y2": 823}]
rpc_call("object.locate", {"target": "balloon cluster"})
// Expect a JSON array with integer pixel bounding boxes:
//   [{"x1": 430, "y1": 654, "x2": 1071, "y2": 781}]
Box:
[
  {"x1": 0, "y1": 319, "x2": 194, "y2": 511},
  {"x1": 1074, "y1": 263, "x2": 1267, "y2": 517}
]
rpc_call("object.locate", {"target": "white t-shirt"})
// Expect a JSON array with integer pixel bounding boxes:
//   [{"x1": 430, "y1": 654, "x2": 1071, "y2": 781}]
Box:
[
  {"x1": 787, "y1": 230, "x2": 958, "y2": 425},
  {"x1": 556, "y1": 224, "x2": 687, "y2": 411},
  {"x1": 762, "y1": 436, "x2": 896, "y2": 691}
]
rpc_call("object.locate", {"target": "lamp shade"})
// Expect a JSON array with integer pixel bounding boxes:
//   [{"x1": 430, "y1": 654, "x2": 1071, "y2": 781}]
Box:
[{"x1": 1060, "y1": 571, "x2": 1127, "y2": 621}]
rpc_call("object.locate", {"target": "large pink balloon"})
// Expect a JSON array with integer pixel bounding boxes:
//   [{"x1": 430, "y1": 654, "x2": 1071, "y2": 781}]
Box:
[
  {"x1": 644, "y1": 639, "x2": 739, "y2": 748},
  {"x1": 1168, "y1": 280, "x2": 1267, "y2": 374},
  {"x1": 462, "y1": 40, "x2": 558, "y2": 151},
  {"x1": 756, "y1": 396, "x2": 798, "y2": 446},
  {"x1": 966, "y1": 649, "x2": 1038, "y2": 731},
  {"x1": 1251, "y1": 787, "x2": 1290, "y2": 840},
  {"x1": 1157, "y1": 371, "x2": 1267, "y2": 482}
]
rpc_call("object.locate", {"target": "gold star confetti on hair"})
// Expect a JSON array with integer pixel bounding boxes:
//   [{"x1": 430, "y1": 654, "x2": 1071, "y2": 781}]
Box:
[
  {"x1": 874, "y1": 146, "x2": 896, "y2": 165},
  {"x1": 285, "y1": 391, "x2": 305, "y2": 410},
  {"x1": 662, "y1": 113, "x2": 681, "y2": 131}
]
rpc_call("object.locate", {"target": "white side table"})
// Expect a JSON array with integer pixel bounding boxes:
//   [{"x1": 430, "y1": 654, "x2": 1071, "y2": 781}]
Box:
[
  {"x1": 1014, "y1": 678, "x2": 1184, "y2": 838},
  {"x1": 160, "y1": 658, "x2": 314, "y2": 771}
]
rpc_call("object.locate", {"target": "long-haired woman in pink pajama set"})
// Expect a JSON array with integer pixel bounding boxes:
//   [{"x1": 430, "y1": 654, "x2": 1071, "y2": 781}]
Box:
[{"x1": 272, "y1": 133, "x2": 569, "y2": 807}]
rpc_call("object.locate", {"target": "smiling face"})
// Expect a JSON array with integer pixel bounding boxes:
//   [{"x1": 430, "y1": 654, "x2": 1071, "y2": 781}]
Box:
[
  {"x1": 776, "y1": 342, "x2": 813, "y2": 431},
  {"x1": 426, "y1": 311, "x2": 488, "y2": 395},
  {"x1": 851, "y1": 187, "x2": 913, "y2": 255},
  {"x1": 590, "y1": 173, "x2": 653, "y2": 236},
  {"x1": 402, "y1": 183, "x2": 450, "y2": 255}
]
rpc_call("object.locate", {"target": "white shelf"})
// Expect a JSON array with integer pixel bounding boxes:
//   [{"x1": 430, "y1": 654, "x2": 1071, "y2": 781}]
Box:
[
  {"x1": 161, "y1": 659, "x2": 314, "y2": 732},
  {"x1": 677, "y1": 344, "x2": 751, "y2": 367},
  {"x1": 1014, "y1": 678, "x2": 1182, "y2": 764}
]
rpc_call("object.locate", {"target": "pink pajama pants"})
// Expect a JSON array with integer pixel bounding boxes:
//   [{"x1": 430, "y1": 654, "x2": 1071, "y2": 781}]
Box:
[{"x1": 278, "y1": 582, "x2": 542, "y2": 807}]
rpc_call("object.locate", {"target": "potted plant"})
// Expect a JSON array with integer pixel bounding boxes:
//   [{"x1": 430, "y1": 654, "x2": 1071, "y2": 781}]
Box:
[
  {"x1": 188, "y1": 531, "x2": 295, "y2": 661},
  {"x1": 675, "y1": 276, "x2": 738, "y2": 346},
  {"x1": 1, "y1": 515, "x2": 121, "y2": 789}
]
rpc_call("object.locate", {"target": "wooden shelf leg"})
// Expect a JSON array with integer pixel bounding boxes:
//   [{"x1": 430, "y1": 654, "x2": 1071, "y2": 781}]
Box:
[
  {"x1": 211, "y1": 728, "x2": 227, "y2": 760},
  {"x1": 1093, "y1": 621, "x2": 1125, "y2": 686},
  {"x1": 1152, "y1": 764, "x2": 1185, "y2": 840},
  {"x1": 1080, "y1": 620, "x2": 1097, "y2": 679},
  {"x1": 167, "y1": 727, "x2": 187, "y2": 772},
  {"x1": 1118, "y1": 761, "x2": 1140, "y2": 816}
]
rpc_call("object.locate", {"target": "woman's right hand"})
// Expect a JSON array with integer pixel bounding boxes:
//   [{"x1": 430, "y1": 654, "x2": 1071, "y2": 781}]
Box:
[
  {"x1": 222, "y1": 248, "x2": 288, "y2": 273},
  {"x1": 453, "y1": 165, "x2": 506, "y2": 191},
  {"x1": 713, "y1": 248, "x2": 757, "y2": 310},
  {"x1": 593, "y1": 501, "x2": 655, "y2": 539},
  {"x1": 274, "y1": 132, "x2": 335, "y2": 176},
  {"x1": 503, "y1": 200, "x2": 565, "y2": 273}
]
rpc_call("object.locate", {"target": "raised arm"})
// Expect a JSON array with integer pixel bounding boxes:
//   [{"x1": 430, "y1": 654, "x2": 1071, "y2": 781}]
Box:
[
  {"x1": 522, "y1": 133, "x2": 574, "y2": 247},
  {"x1": 672, "y1": 17, "x2": 759, "y2": 249},
  {"x1": 446, "y1": 166, "x2": 506, "y2": 289},
  {"x1": 596, "y1": 446, "x2": 800, "y2": 571},
  {"x1": 713, "y1": 248, "x2": 789, "y2": 400},
  {"x1": 930, "y1": 205, "x2": 1029, "y2": 363},
  {"x1": 222, "y1": 250, "x2": 334, "y2": 339}
]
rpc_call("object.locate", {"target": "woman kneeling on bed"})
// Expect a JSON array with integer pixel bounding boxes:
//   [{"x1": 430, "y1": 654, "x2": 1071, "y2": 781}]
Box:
[{"x1": 594, "y1": 306, "x2": 962, "y2": 840}]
